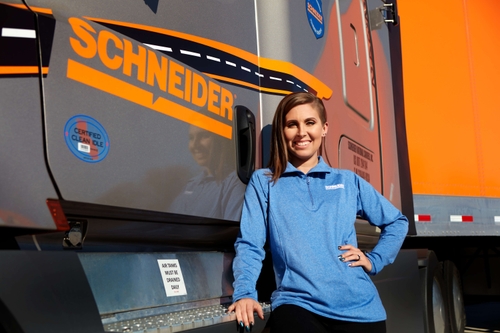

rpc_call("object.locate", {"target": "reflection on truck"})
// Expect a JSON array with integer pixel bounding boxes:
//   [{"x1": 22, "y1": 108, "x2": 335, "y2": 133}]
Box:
[{"x1": 169, "y1": 125, "x2": 245, "y2": 221}]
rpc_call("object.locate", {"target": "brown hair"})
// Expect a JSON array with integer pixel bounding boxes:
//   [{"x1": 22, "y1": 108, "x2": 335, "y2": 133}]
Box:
[{"x1": 267, "y1": 92, "x2": 329, "y2": 182}]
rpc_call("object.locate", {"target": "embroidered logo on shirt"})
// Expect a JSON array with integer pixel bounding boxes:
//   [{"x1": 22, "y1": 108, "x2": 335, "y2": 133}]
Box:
[{"x1": 325, "y1": 184, "x2": 344, "y2": 190}]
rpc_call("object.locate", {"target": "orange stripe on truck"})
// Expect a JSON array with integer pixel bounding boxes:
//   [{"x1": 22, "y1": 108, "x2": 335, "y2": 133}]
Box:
[
  {"x1": 0, "y1": 66, "x2": 48, "y2": 75},
  {"x1": 67, "y1": 59, "x2": 232, "y2": 139},
  {"x1": 2, "y1": 2, "x2": 53, "y2": 14}
]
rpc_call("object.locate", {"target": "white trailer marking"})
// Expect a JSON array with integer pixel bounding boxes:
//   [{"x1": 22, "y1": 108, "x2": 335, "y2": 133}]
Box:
[
  {"x1": 2, "y1": 27, "x2": 36, "y2": 39},
  {"x1": 415, "y1": 214, "x2": 432, "y2": 222},
  {"x1": 450, "y1": 215, "x2": 473, "y2": 222}
]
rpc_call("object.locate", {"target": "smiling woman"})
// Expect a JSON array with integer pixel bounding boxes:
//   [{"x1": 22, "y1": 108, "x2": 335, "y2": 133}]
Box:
[
  {"x1": 267, "y1": 92, "x2": 329, "y2": 182},
  {"x1": 227, "y1": 92, "x2": 409, "y2": 333},
  {"x1": 283, "y1": 103, "x2": 328, "y2": 174}
]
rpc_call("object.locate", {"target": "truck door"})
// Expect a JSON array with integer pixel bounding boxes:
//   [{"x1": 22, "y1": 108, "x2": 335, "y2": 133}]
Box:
[
  {"x1": 0, "y1": 3, "x2": 61, "y2": 233},
  {"x1": 1, "y1": 0, "x2": 264, "y2": 250},
  {"x1": 36, "y1": 0, "x2": 260, "y2": 224}
]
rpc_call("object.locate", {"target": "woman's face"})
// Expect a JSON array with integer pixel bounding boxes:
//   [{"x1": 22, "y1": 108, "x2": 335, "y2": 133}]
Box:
[
  {"x1": 283, "y1": 103, "x2": 328, "y2": 169},
  {"x1": 188, "y1": 126, "x2": 213, "y2": 167}
]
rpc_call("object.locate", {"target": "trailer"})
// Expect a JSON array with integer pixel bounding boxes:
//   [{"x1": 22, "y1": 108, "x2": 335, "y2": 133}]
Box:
[
  {"x1": 398, "y1": 1, "x2": 500, "y2": 333},
  {"x1": 2, "y1": 1, "x2": 495, "y2": 333}
]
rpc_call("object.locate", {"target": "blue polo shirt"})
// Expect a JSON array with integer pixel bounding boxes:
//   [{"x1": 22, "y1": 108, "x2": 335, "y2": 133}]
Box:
[{"x1": 232, "y1": 157, "x2": 408, "y2": 322}]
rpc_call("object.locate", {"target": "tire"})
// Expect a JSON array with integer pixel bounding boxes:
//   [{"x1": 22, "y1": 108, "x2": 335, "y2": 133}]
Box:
[
  {"x1": 443, "y1": 261, "x2": 465, "y2": 333},
  {"x1": 421, "y1": 251, "x2": 450, "y2": 333}
]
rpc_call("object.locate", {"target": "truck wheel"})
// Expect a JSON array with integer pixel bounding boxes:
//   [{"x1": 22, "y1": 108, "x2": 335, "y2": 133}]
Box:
[
  {"x1": 443, "y1": 261, "x2": 465, "y2": 333},
  {"x1": 421, "y1": 252, "x2": 450, "y2": 333}
]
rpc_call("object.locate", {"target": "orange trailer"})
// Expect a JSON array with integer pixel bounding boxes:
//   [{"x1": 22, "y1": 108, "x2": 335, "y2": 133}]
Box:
[{"x1": 399, "y1": 1, "x2": 500, "y2": 331}]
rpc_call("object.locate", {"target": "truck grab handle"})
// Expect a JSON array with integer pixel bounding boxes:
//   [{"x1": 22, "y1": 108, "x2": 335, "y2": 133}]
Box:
[{"x1": 235, "y1": 105, "x2": 256, "y2": 184}]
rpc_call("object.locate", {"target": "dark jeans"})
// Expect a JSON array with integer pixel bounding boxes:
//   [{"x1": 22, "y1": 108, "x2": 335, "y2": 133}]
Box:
[{"x1": 268, "y1": 304, "x2": 386, "y2": 333}]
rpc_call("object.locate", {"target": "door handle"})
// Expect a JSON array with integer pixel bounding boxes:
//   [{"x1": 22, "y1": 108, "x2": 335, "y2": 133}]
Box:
[{"x1": 235, "y1": 105, "x2": 255, "y2": 184}]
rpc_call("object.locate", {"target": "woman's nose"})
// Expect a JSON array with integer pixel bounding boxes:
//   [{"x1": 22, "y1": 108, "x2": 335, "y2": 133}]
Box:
[{"x1": 297, "y1": 124, "x2": 306, "y2": 136}]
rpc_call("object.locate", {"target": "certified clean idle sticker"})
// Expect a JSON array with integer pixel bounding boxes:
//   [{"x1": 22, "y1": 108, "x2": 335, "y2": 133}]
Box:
[{"x1": 64, "y1": 115, "x2": 109, "y2": 163}]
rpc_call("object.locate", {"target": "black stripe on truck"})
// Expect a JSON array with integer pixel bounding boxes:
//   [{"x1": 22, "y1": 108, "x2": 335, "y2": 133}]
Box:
[
  {"x1": 0, "y1": 4, "x2": 55, "y2": 77},
  {"x1": 96, "y1": 21, "x2": 315, "y2": 96}
]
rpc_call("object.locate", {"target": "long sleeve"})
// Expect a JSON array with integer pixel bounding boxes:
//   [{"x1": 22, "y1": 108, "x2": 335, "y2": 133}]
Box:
[
  {"x1": 355, "y1": 175, "x2": 409, "y2": 275},
  {"x1": 231, "y1": 171, "x2": 269, "y2": 301},
  {"x1": 230, "y1": 161, "x2": 402, "y2": 322}
]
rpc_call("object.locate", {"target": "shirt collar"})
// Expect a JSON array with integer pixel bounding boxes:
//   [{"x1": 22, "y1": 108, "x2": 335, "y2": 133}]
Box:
[{"x1": 283, "y1": 156, "x2": 331, "y2": 175}]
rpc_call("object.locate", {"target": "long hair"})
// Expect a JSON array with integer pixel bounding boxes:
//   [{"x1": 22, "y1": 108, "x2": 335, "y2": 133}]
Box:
[{"x1": 267, "y1": 92, "x2": 329, "y2": 183}]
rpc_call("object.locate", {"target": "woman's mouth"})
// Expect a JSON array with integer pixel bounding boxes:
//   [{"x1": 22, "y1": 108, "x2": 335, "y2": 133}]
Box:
[{"x1": 294, "y1": 141, "x2": 310, "y2": 148}]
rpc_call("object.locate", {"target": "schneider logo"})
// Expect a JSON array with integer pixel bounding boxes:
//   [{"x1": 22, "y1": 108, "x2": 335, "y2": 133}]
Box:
[
  {"x1": 67, "y1": 17, "x2": 234, "y2": 139},
  {"x1": 325, "y1": 184, "x2": 344, "y2": 190},
  {"x1": 306, "y1": 0, "x2": 324, "y2": 39}
]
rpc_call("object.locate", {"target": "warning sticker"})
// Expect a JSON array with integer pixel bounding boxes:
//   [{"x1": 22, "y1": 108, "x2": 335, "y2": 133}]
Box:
[
  {"x1": 339, "y1": 138, "x2": 373, "y2": 183},
  {"x1": 64, "y1": 115, "x2": 109, "y2": 163},
  {"x1": 157, "y1": 259, "x2": 187, "y2": 297}
]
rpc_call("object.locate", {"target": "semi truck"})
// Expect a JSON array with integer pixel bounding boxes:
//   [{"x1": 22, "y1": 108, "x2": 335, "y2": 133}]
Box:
[{"x1": 1, "y1": 1, "x2": 497, "y2": 333}]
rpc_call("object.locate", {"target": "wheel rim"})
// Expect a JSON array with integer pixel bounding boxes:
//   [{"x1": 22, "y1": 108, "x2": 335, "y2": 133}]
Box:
[
  {"x1": 451, "y1": 270, "x2": 465, "y2": 331},
  {"x1": 433, "y1": 276, "x2": 447, "y2": 333}
]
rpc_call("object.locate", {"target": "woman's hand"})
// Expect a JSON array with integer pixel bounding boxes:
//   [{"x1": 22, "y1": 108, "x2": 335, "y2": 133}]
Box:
[
  {"x1": 227, "y1": 298, "x2": 264, "y2": 331},
  {"x1": 338, "y1": 244, "x2": 372, "y2": 273}
]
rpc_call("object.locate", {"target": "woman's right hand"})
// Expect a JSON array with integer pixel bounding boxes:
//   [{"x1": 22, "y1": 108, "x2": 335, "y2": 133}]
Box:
[
  {"x1": 338, "y1": 244, "x2": 373, "y2": 273},
  {"x1": 227, "y1": 298, "x2": 264, "y2": 331}
]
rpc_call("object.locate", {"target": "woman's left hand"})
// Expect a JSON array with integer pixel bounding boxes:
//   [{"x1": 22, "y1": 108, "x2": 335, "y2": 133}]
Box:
[{"x1": 338, "y1": 244, "x2": 372, "y2": 273}]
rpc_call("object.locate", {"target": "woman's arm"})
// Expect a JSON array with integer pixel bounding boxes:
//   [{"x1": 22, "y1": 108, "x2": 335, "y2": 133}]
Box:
[
  {"x1": 355, "y1": 175, "x2": 409, "y2": 275},
  {"x1": 230, "y1": 172, "x2": 269, "y2": 328}
]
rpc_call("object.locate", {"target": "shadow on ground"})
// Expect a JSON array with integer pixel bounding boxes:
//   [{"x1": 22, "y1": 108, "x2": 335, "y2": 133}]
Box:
[{"x1": 465, "y1": 296, "x2": 500, "y2": 332}]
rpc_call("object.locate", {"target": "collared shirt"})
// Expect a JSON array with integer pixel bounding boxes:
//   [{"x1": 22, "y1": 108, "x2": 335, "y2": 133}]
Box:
[{"x1": 232, "y1": 157, "x2": 408, "y2": 322}]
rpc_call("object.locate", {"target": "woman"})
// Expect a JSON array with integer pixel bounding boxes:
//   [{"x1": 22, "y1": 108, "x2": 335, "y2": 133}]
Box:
[{"x1": 228, "y1": 92, "x2": 408, "y2": 333}]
